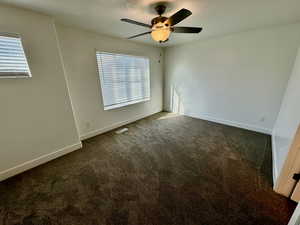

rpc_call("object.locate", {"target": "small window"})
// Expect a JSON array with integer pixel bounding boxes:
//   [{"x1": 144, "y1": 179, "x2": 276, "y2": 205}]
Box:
[
  {"x1": 0, "y1": 33, "x2": 31, "y2": 78},
  {"x1": 96, "y1": 52, "x2": 150, "y2": 110}
]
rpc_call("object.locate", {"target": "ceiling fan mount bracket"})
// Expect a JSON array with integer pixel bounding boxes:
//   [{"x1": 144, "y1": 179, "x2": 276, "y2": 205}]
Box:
[{"x1": 155, "y1": 5, "x2": 166, "y2": 16}]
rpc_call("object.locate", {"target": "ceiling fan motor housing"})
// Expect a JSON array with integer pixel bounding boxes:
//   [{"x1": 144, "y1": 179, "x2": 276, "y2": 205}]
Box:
[{"x1": 151, "y1": 16, "x2": 169, "y2": 27}]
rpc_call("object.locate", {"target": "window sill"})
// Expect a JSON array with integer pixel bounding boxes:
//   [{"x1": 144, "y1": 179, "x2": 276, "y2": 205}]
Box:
[
  {"x1": 0, "y1": 73, "x2": 31, "y2": 79},
  {"x1": 104, "y1": 98, "x2": 150, "y2": 111}
]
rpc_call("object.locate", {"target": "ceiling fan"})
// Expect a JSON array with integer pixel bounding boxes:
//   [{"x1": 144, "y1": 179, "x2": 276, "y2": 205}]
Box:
[{"x1": 121, "y1": 5, "x2": 202, "y2": 43}]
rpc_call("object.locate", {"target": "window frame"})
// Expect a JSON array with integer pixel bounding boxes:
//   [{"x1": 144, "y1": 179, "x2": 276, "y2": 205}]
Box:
[
  {"x1": 96, "y1": 51, "x2": 151, "y2": 111},
  {"x1": 0, "y1": 32, "x2": 32, "y2": 79}
]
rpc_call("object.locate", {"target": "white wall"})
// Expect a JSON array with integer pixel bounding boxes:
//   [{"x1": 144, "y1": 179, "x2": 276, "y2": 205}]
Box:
[
  {"x1": 272, "y1": 47, "x2": 300, "y2": 182},
  {"x1": 164, "y1": 23, "x2": 300, "y2": 134},
  {"x1": 55, "y1": 24, "x2": 164, "y2": 139},
  {"x1": 0, "y1": 5, "x2": 81, "y2": 180}
]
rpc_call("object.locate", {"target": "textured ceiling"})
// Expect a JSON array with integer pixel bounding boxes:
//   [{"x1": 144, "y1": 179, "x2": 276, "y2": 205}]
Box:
[{"x1": 1, "y1": 0, "x2": 300, "y2": 47}]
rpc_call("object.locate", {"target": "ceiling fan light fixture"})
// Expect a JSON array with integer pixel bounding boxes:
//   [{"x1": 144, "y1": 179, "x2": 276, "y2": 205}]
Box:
[{"x1": 151, "y1": 22, "x2": 171, "y2": 42}]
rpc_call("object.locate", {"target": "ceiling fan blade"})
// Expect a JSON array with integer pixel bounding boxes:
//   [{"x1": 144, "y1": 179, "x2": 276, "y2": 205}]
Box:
[
  {"x1": 173, "y1": 27, "x2": 203, "y2": 33},
  {"x1": 128, "y1": 31, "x2": 152, "y2": 39},
  {"x1": 167, "y1": 8, "x2": 192, "y2": 26},
  {"x1": 121, "y1": 19, "x2": 151, "y2": 28}
]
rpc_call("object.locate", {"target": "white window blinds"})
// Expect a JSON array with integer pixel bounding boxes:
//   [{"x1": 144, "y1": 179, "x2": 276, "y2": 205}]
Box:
[
  {"x1": 96, "y1": 52, "x2": 150, "y2": 110},
  {"x1": 0, "y1": 34, "x2": 31, "y2": 78}
]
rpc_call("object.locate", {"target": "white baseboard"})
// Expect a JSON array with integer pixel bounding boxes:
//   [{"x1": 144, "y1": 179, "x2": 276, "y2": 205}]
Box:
[
  {"x1": 80, "y1": 110, "x2": 162, "y2": 140},
  {"x1": 271, "y1": 132, "x2": 279, "y2": 186},
  {"x1": 184, "y1": 112, "x2": 272, "y2": 135},
  {"x1": 0, "y1": 142, "x2": 82, "y2": 182}
]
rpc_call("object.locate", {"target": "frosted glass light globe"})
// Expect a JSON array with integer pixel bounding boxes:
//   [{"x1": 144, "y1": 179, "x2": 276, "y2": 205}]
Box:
[{"x1": 151, "y1": 22, "x2": 171, "y2": 42}]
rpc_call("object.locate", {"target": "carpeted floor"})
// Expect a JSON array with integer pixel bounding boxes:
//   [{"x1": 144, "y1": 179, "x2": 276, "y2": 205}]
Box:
[{"x1": 0, "y1": 113, "x2": 296, "y2": 225}]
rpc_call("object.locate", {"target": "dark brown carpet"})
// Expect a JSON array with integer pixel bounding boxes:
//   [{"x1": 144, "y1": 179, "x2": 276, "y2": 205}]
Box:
[{"x1": 0, "y1": 113, "x2": 296, "y2": 225}]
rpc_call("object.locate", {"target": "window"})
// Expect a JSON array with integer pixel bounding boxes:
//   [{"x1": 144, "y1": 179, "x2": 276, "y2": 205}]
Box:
[
  {"x1": 0, "y1": 33, "x2": 31, "y2": 78},
  {"x1": 96, "y1": 52, "x2": 150, "y2": 110}
]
